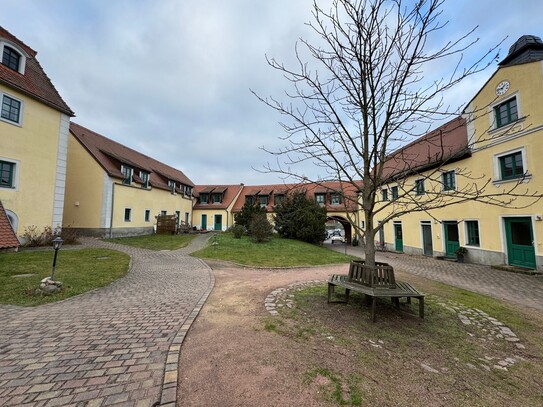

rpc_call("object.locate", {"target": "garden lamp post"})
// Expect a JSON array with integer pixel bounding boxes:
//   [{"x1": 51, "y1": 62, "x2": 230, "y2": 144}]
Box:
[{"x1": 50, "y1": 236, "x2": 63, "y2": 281}]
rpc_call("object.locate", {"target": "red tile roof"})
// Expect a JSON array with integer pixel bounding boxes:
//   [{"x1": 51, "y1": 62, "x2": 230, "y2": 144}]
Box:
[
  {"x1": 193, "y1": 184, "x2": 244, "y2": 210},
  {"x1": 0, "y1": 26, "x2": 74, "y2": 116},
  {"x1": 0, "y1": 201, "x2": 20, "y2": 250},
  {"x1": 231, "y1": 181, "x2": 362, "y2": 213},
  {"x1": 70, "y1": 122, "x2": 195, "y2": 189},
  {"x1": 379, "y1": 117, "x2": 469, "y2": 182}
]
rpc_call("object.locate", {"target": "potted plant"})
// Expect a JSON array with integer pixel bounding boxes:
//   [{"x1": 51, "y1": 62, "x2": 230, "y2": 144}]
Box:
[{"x1": 455, "y1": 246, "x2": 468, "y2": 263}]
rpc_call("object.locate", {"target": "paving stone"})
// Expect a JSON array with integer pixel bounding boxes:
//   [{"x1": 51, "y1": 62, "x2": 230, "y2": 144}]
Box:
[{"x1": 0, "y1": 235, "x2": 214, "y2": 406}]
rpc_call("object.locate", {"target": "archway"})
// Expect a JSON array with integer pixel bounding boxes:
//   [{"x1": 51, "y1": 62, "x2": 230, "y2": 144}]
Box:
[{"x1": 327, "y1": 216, "x2": 352, "y2": 244}]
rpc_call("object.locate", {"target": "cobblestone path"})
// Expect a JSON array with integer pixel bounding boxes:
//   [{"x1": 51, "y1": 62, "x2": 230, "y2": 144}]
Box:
[{"x1": 0, "y1": 234, "x2": 213, "y2": 407}]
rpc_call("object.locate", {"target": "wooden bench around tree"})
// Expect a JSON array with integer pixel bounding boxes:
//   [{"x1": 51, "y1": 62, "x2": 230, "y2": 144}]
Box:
[{"x1": 328, "y1": 261, "x2": 425, "y2": 322}]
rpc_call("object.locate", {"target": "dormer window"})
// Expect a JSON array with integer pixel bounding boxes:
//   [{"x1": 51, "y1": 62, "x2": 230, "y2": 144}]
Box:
[
  {"x1": 259, "y1": 196, "x2": 268, "y2": 207},
  {"x1": 315, "y1": 193, "x2": 326, "y2": 205},
  {"x1": 331, "y1": 193, "x2": 342, "y2": 205},
  {"x1": 121, "y1": 165, "x2": 133, "y2": 185},
  {"x1": 168, "y1": 180, "x2": 176, "y2": 194},
  {"x1": 0, "y1": 41, "x2": 26, "y2": 74},
  {"x1": 245, "y1": 196, "x2": 255, "y2": 205},
  {"x1": 140, "y1": 171, "x2": 150, "y2": 188},
  {"x1": 274, "y1": 194, "x2": 285, "y2": 206},
  {"x1": 212, "y1": 193, "x2": 222, "y2": 203},
  {"x1": 2, "y1": 46, "x2": 20, "y2": 71},
  {"x1": 199, "y1": 193, "x2": 209, "y2": 204}
]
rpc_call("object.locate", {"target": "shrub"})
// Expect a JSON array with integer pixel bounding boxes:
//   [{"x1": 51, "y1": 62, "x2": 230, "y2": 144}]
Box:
[
  {"x1": 248, "y1": 212, "x2": 273, "y2": 243},
  {"x1": 21, "y1": 225, "x2": 80, "y2": 247},
  {"x1": 274, "y1": 191, "x2": 327, "y2": 244},
  {"x1": 230, "y1": 224, "x2": 246, "y2": 239},
  {"x1": 235, "y1": 201, "x2": 267, "y2": 229}
]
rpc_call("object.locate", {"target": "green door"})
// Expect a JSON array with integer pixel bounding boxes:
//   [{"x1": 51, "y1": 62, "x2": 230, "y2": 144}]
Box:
[
  {"x1": 444, "y1": 221, "x2": 459, "y2": 258},
  {"x1": 214, "y1": 214, "x2": 222, "y2": 231},
  {"x1": 201, "y1": 214, "x2": 207, "y2": 230},
  {"x1": 504, "y1": 217, "x2": 536, "y2": 269},
  {"x1": 394, "y1": 224, "x2": 403, "y2": 252}
]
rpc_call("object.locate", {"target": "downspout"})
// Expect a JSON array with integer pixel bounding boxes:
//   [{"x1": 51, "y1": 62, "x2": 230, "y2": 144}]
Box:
[
  {"x1": 225, "y1": 209, "x2": 229, "y2": 230},
  {"x1": 109, "y1": 182, "x2": 116, "y2": 238}
]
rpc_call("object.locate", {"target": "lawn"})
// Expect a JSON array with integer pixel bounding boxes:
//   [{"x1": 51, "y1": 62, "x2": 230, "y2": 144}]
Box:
[
  {"x1": 191, "y1": 233, "x2": 357, "y2": 267},
  {"x1": 268, "y1": 278, "x2": 543, "y2": 406},
  {"x1": 0, "y1": 248, "x2": 130, "y2": 306},
  {"x1": 105, "y1": 233, "x2": 196, "y2": 250}
]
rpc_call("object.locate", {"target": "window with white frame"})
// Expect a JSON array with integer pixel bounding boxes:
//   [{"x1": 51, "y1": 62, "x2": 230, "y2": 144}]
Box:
[
  {"x1": 415, "y1": 179, "x2": 425, "y2": 195},
  {"x1": 391, "y1": 186, "x2": 399, "y2": 201},
  {"x1": 494, "y1": 97, "x2": 518, "y2": 128},
  {"x1": 442, "y1": 171, "x2": 455, "y2": 191},
  {"x1": 465, "y1": 220, "x2": 480, "y2": 246},
  {"x1": 0, "y1": 42, "x2": 26, "y2": 74},
  {"x1": 199, "y1": 193, "x2": 209, "y2": 204},
  {"x1": 121, "y1": 165, "x2": 133, "y2": 185},
  {"x1": 168, "y1": 180, "x2": 176, "y2": 194},
  {"x1": 144, "y1": 209, "x2": 151, "y2": 222},
  {"x1": 0, "y1": 160, "x2": 16, "y2": 188},
  {"x1": 381, "y1": 189, "x2": 388, "y2": 201},
  {"x1": 124, "y1": 208, "x2": 132, "y2": 222},
  {"x1": 315, "y1": 193, "x2": 326, "y2": 205},
  {"x1": 212, "y1": 193, "x2": 222, "y2": 203},
  {"x1": 1, "y1": 93, "x2": 23, "y2": 125},
  {"x1": 493, "y1": 148, "x2": 528, "y2": 183},
  {"x1": 259, "y1": 195, "x2": 268, "y2": 207},
  {"x1": 140, "y1": 171, "x2": 150, "y2": 188},
  {"x1": 331, "y1": 193, "x2": 341, "y2": 205}
]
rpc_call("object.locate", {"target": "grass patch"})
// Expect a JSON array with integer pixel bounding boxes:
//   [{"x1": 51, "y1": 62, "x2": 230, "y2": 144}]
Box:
[
  {"x1": 266, "y1": 282, "x2": 543, "y2": 406},
  {"x1": 0, "y1": 248, "x2": 130, "y2": 306},
  {"x1": 105, "y1": 233, "x2": 196, "y2": 250},
  {"x1": 192, "y1": 233, "x2": 357, "y2": 267}
]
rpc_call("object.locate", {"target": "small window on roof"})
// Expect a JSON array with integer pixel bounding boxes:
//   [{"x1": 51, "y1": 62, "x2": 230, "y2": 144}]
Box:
[{"x1": 2, "y1": 46, "x2": 21, "y2": 71}]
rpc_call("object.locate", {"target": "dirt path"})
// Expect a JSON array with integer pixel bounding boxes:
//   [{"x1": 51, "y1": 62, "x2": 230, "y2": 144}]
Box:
[{"x1": 177, "y1": 261, "x2": 348, "y2": 407}]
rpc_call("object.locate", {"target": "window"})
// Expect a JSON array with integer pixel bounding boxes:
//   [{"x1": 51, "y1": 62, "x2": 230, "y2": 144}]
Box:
[
  {"x1": 0, "y1": 160, "x2": 15, "y2": 188},
  {"x1": 494, "y1": 98, "x2": 518, "y2": 128},
  {"x1": 391, "y1": 186, "x2": 398, "y2": 201},
  {"x1": 259, "y1": 196, "x2": 268, "y2": 207},
  {"x1": 168, "y1": 180, "x2": 176, "y2": 194},
  {"x1": 175, "y1": 211, "x2": 181, "y2": 226},
  {"x1": 466, "y1": 220, "x2": 480, "y2": 246},
  {"x1": 381, "y1": 189, "x2": 388, "y2": 201},
  {"x1": 212, "y1": 193, "x2": 222, "y2": 203},
  {"x1": 315, "y1": 193, "x2": 326, "y2": 205},
  {"x1": 415, "y1": 179, "x2": 425, "y2": 195},
  {"x1": 245, "y1": 196, "x2": 255, "y2": 205},
  {"x1": 331, "y1": 194, "x2": 341, "y2": 205},
  {"x1": 140, "y1": 171, "x2": 150, "y2": 188},
  {"x1": 442, "y1": 171, "x2": 455, "y2": 191},
  {"x1": 144, "y1": 209, "x2": 151, "y2": 222},
  {"x1": 121, "y1": 166, "x2": 133, "y2": 185},
  {"x1": 2, "y1": 46, "x2": 20, "y2": 71},
  {"x1": 124, "y1": 208, "x2": 132, "y2": 222},
  {"x1": 1, "y1": 94, "x2": 22, "y2": 124},
  {"x1": 499, "y1": 151, "x2": 524, "y2": 180},
  {"x1": 274, "y1": 194, "x2": 284, "y2": 205},
  {"x1": 199, "y1": 193, "x2": 209, "y2": 204},
  {"x1": 161, "y1": 210, "x2": 167, "y2": 216}
]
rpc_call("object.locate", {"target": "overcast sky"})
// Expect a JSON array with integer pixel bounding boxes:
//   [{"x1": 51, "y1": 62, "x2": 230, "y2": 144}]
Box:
[{"x1": 2, "y1": 0, "x2": 542, "y2": 185}]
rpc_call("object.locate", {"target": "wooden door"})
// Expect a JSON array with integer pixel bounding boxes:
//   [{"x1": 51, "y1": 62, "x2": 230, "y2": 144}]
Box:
[{"x1": 505, "y1": 217, "x2": 536, "y2": 269}]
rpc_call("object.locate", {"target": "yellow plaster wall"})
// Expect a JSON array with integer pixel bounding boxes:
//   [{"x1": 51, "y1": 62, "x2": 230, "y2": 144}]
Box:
[
  {"x1": 113, "y1": 186, "x2": 193, "y2": 229},
  {"x1": 0, "y1": 84, "x2": 62, "y2": 235},
  {"x1": 62, "y1": 134, "x2": 105, "y2": 228},
  {"x1": 192, "y1": 207, "x2": 232, "y2": 230}
]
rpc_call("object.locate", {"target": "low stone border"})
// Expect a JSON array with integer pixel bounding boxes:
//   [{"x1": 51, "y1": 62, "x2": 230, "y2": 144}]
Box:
[
  {"x1": 159, "y1": 259, "x2": 216, "y2": 406},
  {"x1": 264, "y1": 283, "x2": 525, "y2": 373},
  {"x1": 264, "y1": 280, "x2": 325, "y2": 315}
]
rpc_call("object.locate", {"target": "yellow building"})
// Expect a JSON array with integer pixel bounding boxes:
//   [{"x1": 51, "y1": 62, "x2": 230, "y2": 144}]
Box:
[
  {"x1": 192, "y1": 185, "x2": 244, "y2": 231},
  {"x1": 375, "y1": 35, "x2": 543, "y2": 270},
  {"x1": 63, "y1": 123, "x2": 194, "y2": 237},
  {"x1": 230, "y1": 181, "x2": 362, "y2": 243},
  {"x1": 0, "y1": 26, "x2": 74, "y2": 245}
]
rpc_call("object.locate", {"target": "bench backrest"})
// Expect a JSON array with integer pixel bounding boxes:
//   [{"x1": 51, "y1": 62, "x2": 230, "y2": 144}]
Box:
[{"x1": 348, "y1": 261, "x2": 396, "y2": 288}]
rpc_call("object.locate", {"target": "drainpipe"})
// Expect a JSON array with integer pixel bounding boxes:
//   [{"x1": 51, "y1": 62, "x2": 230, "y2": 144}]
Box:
[
  {"x1": 109, "y1": 183, "x2": 116, "y2": 238},
  {"x1": 224, "y1": 209, "x2": 229, "y2": 230}
]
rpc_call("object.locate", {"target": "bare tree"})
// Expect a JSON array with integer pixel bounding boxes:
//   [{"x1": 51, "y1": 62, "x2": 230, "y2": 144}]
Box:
[{"x1": 254, "y1": 0, "x2": 542, "y2": 265}]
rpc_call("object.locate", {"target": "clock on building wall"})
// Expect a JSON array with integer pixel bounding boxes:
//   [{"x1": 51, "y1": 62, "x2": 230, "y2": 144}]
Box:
[{"x1": 495, "y1": 80, "x2": 510, "y2": 96}]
